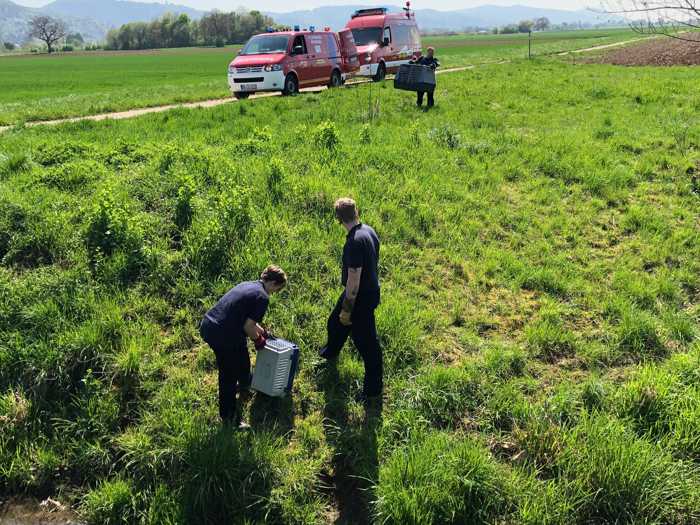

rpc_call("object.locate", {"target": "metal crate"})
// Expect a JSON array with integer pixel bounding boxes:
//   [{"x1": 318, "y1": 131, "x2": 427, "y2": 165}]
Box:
[
  {"x1": 251, "y1": 338, "x2": 299, "y2": 397},
  {"x1": 394, "y1": 64, "x2": 436, "y2": 93}
]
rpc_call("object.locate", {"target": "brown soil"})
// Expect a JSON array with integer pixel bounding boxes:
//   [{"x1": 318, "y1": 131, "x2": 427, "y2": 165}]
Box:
[
  {"x1": 599, "y1": 33, "x2": 700, "y2": 66},
  {"x1": 0, "y1": 499, "x2": 83, "y2": 525}
]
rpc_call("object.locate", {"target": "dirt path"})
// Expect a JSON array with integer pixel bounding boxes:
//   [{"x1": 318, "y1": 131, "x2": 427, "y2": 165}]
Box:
[
  {"x1": 556, "y1": 36, "x2": 653, "y2": 56},
  {"x1": 0, "y1": 65, "x2": 480, "y2": 134},
  {"x1": 0, "y1": 38, "x2": 647, "y2": 134}
]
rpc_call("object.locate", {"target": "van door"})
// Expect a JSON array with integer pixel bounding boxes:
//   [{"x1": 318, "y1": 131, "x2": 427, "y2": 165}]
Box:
[
  {"x1": 290, "y1": 35, "x2": 311, "y2": 85},
  {"x1": 307, "y1": 33, "x2": 329, "y2": 82},
  {"x1": 338, "y1": 29, "x2": 359, "y2": 74}
]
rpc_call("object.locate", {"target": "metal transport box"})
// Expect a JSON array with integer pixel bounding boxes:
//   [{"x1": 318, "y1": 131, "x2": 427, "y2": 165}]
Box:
[
  {"x1": 393, "y1": 64, "x2": 436, "y2": 92},
  {"x1": 251, "y1": 338, "x2": 299, "y2": 397}
]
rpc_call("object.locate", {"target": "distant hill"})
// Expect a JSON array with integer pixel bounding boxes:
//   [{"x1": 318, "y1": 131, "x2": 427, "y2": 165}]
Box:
[
  {"x1": 265, "y1": 4, "x2": 622, "y2": 31},
  {"x1": 42, "y1": 0, "x2": 205, "y2": 28},
  {"x1": 0, "y1": 1, "x2": 622, "y2": 47},
  {"x1": 0, "y1": 0, "x2": 106, "y2": 44},
  {"x1": 0, "y1": 0, "x2": 205, "y2": 45}
]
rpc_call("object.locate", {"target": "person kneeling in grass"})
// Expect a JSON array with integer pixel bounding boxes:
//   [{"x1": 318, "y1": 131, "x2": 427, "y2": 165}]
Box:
[{"x1": 200, "y1": 265, "x2": 287, "y2": 430}]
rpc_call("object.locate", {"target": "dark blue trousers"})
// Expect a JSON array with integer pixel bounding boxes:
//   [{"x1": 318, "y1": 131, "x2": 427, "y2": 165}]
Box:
[
  {"x1": 200, "y1": 317, "x2": 250, "y2": 422},
  {"x1": 324, "y1": 290, "x2": 382, "y2": 396}
]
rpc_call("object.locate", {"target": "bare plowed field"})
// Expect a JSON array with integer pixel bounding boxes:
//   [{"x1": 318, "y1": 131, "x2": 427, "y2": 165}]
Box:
[{"x1": 600, "y1": 33, "x2": 700, "y2": 66}]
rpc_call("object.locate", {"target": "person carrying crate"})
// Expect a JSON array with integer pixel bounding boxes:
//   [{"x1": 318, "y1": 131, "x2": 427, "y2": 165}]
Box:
[
  {"x1": 411, "y1": 46, "x2": 440, "y2": 108},
  {"x1": 200, "y1": 265, "x2": 287, "y2": 430},
  {"x1": 319, "y1": 198, "x2": 383, "y2": 403}
]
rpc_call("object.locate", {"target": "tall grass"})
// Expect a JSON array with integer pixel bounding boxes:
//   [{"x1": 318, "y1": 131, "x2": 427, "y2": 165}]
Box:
[{"x1": 0, "y1": 58, "x2": 698, "y2": 523}]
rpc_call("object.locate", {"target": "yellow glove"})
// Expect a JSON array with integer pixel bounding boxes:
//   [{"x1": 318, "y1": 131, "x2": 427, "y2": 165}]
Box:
[{"x1": 339, "y1": 310, "x2": 352, "y2": 327}]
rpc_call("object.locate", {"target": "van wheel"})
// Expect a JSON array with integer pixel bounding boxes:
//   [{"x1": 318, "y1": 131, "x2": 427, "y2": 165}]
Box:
[
  {"x1": 234, "y1": 92, "x2": 250, "y2": 100},
  {"x1": 282, "y1": 74, "x2": 299, "y2": 96},
  {"x1": 329, "y1": 69, "x2": 342, "y2": 88},
  {"x1": 372, "y1": 63, "x2": 386, "y2": 82}
]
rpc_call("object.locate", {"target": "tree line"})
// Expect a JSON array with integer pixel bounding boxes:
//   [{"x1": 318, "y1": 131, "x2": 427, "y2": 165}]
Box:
[
  {"x1": 105, "y1": 10, "x2": 274, "y2": 51},
  {"x1": 494, "y1": 17, "x2": 551, "y2": 34}
]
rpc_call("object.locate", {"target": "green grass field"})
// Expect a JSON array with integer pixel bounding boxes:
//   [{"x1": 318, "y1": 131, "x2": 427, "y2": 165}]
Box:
[
  {"x1": 0, "y1": 29, "x2": 642, "y2": 126},
  {"x1": 1, "y1": 48, "x2": 699, "y2": 524}
]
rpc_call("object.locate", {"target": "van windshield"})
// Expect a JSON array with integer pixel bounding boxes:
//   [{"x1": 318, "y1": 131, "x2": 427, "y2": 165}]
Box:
[
  {"x1": 351, "y1": 27, "x2": 382, "y2": 46},
  {"x1": 240, "y1": 35, "x2": 289, "y2": 55}
]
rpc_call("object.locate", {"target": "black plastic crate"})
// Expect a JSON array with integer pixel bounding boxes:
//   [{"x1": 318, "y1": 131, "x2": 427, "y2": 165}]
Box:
[{"x1": 394, "y1": 64, "x2": 436, "y2": 92}]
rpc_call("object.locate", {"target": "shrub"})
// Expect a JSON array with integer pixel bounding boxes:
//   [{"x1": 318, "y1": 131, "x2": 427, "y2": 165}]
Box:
[
  {"x1": 313, "y1": 121, "x2": 340, "y2": 151},
  {"x1": 34, "y1": 141, "x2": 90, "y2": 167},
  {"x1": 85, "y1": 188, "x2": 139, "y2": 258},
  {"x1": 184, "y1": 185, "x2": 251, "y2": 277},
  {"x1": 375, "y1": 432, "x2": 512, "y2": 524},
  {"x1": 238, "y1": 127, "x2": 272, "y2": 154},
  {"x1": 40, "y1": 159, "x2": 101, "y2": 191}
]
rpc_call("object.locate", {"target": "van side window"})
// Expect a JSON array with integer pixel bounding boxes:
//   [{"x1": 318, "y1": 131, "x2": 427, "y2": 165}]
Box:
[
  {"x1": 383, "y1": 27, "x2": 391, "y2": 44},
  {"x1": 292, "y1": 35, "x2": 307, "y2": 55},
  {"x1": 326, "y1": 34, "x2": 338, "y2": 57}
]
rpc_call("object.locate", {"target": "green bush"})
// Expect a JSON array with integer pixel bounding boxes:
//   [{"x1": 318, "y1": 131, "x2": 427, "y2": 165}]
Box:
[
  {"x1": 375, "y1": 432, "x2": 512, "y2": 524},
  {"x1": 313, "y1": 121, "x2": 340, "y2": 151},
  {"x1": 85, "y1": 188, "x2": 140, "y2": 258}
]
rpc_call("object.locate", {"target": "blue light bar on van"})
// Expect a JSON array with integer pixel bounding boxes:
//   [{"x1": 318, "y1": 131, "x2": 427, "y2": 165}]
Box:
[
  {"x1": 351, "y1": 7, "x2": 388, "y2": 18},
  {"x1": 294, "y1": 25, "x2": 300, "y2": 31},
  {"x1": 310, "y1": 25, "x2": 315, "y2": 32}
]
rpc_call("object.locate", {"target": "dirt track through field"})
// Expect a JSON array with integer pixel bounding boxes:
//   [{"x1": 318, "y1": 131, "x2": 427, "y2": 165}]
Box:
[{"x1": 0, "y1": 38, "x2": 646, "y2": 134}]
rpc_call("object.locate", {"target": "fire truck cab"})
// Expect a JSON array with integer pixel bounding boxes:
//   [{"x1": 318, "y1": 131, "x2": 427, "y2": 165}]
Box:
[
  {"x1": 228, "y1": 29, "x2": 359, "y2": 99},
  {"x1": 345, "y1": 4, "x2": 421, "y2": 82}
]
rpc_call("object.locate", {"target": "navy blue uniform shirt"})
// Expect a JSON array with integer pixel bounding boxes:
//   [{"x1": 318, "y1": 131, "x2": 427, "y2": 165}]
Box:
[
  {"x1": 342, "y1": 223, "x2": 380, "y2": 293},
  {"x1": 414, "y1": 55, "x2": 440, "y2": 70},
  {"x1": 204, "y1": 280, "x2": 269, "y2": 337}
]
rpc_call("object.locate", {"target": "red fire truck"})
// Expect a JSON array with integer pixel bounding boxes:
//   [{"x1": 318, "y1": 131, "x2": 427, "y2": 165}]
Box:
[
  {"x1": 345, "y1": 4, "x2": 422, "y2": 82},
  {"x1": 228, "y1": 29, "x2": 359, "y2": 99}
]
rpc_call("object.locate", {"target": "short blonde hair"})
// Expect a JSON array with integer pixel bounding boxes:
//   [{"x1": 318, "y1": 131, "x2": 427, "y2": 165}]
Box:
[
  {"x1": 261, "y1": 265, "x2": 287, "y2": 286},
  {"x1": 427, "y1": 46, "x2": 435, "y2": 53},
  {"x1": 334, "y1": 198, "x2": 359, "y2": 223}
]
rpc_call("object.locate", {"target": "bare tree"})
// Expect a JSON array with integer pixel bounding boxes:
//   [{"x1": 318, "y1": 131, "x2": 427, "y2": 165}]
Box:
[
  {"x1": 604, "y1": 1, "x2": 700, "y2": 42},
  {"x1": 29, "y1": 16, "x2": 67, "y2": 54}
]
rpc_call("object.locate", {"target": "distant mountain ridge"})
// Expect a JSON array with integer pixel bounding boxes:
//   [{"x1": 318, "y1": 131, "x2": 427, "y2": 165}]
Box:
[
  {"x1": 0, "y1": 0, "x2": 107, "y2": 43},
  {"x1": 265, "y1": 4, "x2": 622, "y2": 31},
  {"x1": 0, "y1": 0, "x2": 622, "y2": 46},
  {"x1": 42, "y1": 0, "x2": 205, "y2": 28},
  {"x1": 0, "y1": 0, "x2": 205, "y2": 44}
]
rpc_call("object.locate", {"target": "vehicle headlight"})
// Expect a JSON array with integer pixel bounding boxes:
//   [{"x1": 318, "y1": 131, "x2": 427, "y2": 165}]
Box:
[
  {"x1": 228, "y1": 65, "x2": 235, "y2": 74},
  {"x1": 264, "y1": 64, "x2": 282, "y2": 72}
]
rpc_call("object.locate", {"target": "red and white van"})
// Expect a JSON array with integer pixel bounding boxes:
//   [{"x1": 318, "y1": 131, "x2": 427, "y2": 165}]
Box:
[
  {"x1": 228, "y1": 29, "x2": 359, "y2": 99},
  {"x1": 345, "y1": 5, "x2": 421, "y2": 82}
]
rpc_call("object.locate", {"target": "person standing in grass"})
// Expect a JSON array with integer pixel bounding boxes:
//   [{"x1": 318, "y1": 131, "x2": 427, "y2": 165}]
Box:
[
  {"x1": 320, "y1": 198, "x2": 382, "y2": 403},
  {"x1": 411, "y1": 46, "x2": 440, "y2": 108},
  {"x1": 200, "y1": 265, "x2": 287, "y2": 429}
]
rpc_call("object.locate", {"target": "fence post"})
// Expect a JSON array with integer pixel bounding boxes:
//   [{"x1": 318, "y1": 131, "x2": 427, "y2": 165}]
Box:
[{"x1": 528, "y1": 30, "x2": 532, "y2": 59}]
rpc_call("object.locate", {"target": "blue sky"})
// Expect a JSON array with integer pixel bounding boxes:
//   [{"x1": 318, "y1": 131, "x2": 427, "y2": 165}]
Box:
[{"x1": 15, "y1": 1, "x2": 598, "y2": 12}]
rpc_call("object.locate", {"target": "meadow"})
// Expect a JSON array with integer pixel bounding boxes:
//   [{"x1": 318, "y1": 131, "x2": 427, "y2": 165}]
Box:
[
  {"x1": 0, "y1": 28, "x2": 642, "y2": 126},
  {"x1": 1, "y1": 51, "x2": 699, "y2": 524}
]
